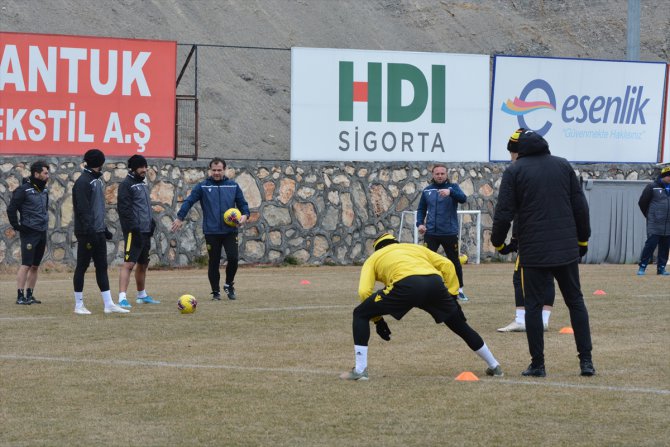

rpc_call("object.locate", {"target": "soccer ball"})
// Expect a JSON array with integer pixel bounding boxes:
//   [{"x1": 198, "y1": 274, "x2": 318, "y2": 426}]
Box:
[
  {"x1": 177, "y1": 295, "x2": 197, "y2": 314},
  {"x1": 223, "y1": 208, "x2": 241, "y2": 227},
  {"x1": 459, "y1": 254, "x2": 468, "y2": 265}
]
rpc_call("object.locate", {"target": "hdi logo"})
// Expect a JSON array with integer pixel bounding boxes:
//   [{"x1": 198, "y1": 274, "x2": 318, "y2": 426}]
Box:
[{"x1": 338, "y1": 61, "x2": 445, "y2": 123}]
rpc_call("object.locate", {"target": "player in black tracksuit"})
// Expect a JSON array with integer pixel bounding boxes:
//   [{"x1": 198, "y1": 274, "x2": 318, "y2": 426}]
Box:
[
  {"x1": 491, "y1": 129, "x2": 594, "y2": 377},
  {"x1": 116, "y1": 154, "x2": 159, "y2": 307},
  {"x1": 7, "y1": 161, "x2": 50, "y2": 305},
  {"x1": 71, "y1": 149, "x2": 128, "y2": 315}
]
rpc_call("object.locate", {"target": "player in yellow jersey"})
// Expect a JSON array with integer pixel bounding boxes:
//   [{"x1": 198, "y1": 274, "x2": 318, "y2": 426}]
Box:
[{"x1": 340, "y1": 233, "x2": 502, "y2": 380}]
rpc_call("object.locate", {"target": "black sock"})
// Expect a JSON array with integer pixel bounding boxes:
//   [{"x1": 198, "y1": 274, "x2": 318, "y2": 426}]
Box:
[
  {"x1": 18, "y1": 289, "x2": 24, "y2": 297},
  {"x1": 27, "y1": 288, "x2": 33, "y2": 298}
]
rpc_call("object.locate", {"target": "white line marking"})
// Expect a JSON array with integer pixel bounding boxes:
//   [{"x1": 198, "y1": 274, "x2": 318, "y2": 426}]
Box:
[
  {"x1": 240, "y1": 305, "x2": 351, "y2": 312},
  {"x1": 490, "y1": 378, "x2": 670, "y2": 396},
  {"x1": 0, "y1": 354, "x2": 335, "y2": 375},
  {"x1": 0, "y1": 316, "x2": 59, "y2": 321},
  {"x1": 0, "y1": 304, "x2": 352, "y2": 320},
  {"x1": 2, "y1": 354, "x2": 669, "y2": 396}
]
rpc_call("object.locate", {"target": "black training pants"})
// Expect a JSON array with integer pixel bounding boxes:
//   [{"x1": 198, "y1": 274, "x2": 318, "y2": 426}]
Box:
[
  {"x1": 521, "y1": 261, "x2": 592, "y2": 366},
  {"x1": 205, "y1": 233, "x2": 239, "y2": 292},
  {"x1": 513, "y1": 258, "x2": 555, "y2": 308},
  {"x1": 73, "y1": 233, "x2": 110, "y2": 292},
  {"x1": 424, "y1": 234, "x2": 464, "y2": 287},
  {"x1": 352, "y1": 275, "x2": 483, "y2": 351}
]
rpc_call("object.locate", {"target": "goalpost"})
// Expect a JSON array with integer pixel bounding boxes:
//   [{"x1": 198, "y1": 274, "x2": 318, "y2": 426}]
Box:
[{"x1": 398, "y1": 210, "x2": 482, "y2": 264}]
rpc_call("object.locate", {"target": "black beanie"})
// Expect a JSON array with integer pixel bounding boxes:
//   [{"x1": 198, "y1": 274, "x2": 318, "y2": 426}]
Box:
[
  {"x1": 128, "y1": 154, "x2": 148, "y2": 171},
  {"x1": 84, "y1": 149, "x2": 105, "y2": 168},
  {"x1": 507, "y1": 128, "x2": 526, "y2": 153}
]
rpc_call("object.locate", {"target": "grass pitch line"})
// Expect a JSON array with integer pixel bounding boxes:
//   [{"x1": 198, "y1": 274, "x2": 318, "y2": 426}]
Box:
[
  {"x1": 493, "y1": 378, "x2": 670, "y2": 396},
  {"x1": 81, "y1": 304, "x2": 354, "y2": 316},
  {"x1": 240, "y1": 304, "x2": 352, "y2": 312},
  {"x1": 0, "y1": 354, "x2": 337, "y2": 376},
  {"x1": 0, "y1": 316, "x2": 59, "y2": 321},
  {"x1": 3, "y1": 354, "x2": 669, "y2": 396}
]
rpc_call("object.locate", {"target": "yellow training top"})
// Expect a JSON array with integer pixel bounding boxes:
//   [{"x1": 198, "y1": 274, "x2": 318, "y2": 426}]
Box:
[{"x1": 358, "y1": 243, "x2": 460, "y2": 300}]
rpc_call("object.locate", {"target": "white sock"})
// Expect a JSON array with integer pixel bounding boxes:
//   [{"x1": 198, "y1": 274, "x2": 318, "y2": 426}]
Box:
[
  {"x1": 542, "y1": 310, "x2": 551, "y2": 326},
  {"x1": 119, "y1": 292, "x2": 127, "y2": 302},
  {"x1": 137, "y1": 290, "x2": 147, "y2": 299},
  {"x1": 458, "y1": 287, "x2": 464, "y2": 294},
  {"x1": 74, "y1": 292, "x2": 84, "y2": 308},
  {"x1": 515, "y1": 308, "x2": 525, "y2": 325},
  {"x1": 475, "y1": 343, "x2": 499, "y2": 368},
  {"x1": 354, "y1": 345, "x2": 368, "y2": 373},
  {"x1": 101, "y1": 290, "x2": 114, "y2": 307}
]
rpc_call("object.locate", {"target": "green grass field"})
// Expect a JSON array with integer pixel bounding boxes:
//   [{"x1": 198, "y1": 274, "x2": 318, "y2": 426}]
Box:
[{"x1": 1, "y1": 263, "x2": 668, "y2": 446}]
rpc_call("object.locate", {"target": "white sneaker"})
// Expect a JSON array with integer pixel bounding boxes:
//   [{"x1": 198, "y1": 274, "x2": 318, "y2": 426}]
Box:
[
  {"x1": 74, "y1": 306, "x2": 92, "y2": 315},
  {"x1": 339, "y1": 367, "x2": 369, "y2": 381},
  {"x1": 104, "y1": 304, "x2": 130, "y2": 314},
  {"x1": 497, "y1": 320, "x2": 526, "y2": 332}
]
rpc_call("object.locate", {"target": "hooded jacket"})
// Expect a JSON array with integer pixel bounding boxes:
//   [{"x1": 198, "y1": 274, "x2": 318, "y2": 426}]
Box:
[
  {"x1": 176, "y1": 176, "x2": 249, "y2": 235},
  {"x1": 638, "y1": 176, "x2": 670, "y2": 236},
  {"x1": 7, "y1": 176, "x2": 49, "y2": 232},
  {"x1": 72, "y1": 168, "x2": 107, "y2": 235},
  {"x1": 491, "y1": 130, "x2": 590, "y2": 267},
  {"x1": 117, "y1": 172, "x2": 153, "y2": 234},
  {"x1": 416, "y1": 181, "x2": 467, "y2": 236}
]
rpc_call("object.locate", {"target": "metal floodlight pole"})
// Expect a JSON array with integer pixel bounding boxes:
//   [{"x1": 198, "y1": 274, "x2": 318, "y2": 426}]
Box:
[{"x1": 626, "y1": 0, "x2": 640, "y2": 61}]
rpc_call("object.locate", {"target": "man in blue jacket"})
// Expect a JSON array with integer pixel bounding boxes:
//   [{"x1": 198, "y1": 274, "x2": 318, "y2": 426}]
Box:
[
  {"x1": 171, "y1": 158, "x2": 250, "y2": 300},
  {"x1": 416, "y1": 164, "x2": 470, "y2": 301}
]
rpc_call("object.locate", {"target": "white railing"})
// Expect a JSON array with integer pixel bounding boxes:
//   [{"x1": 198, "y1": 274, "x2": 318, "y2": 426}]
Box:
[{"x1": 398, "y1": 210, "x2": 481, "y2": 264}]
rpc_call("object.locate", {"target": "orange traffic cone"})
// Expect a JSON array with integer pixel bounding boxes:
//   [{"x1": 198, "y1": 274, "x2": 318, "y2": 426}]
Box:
[{"x1": 455, "y1": 371, "x2": 479, "y2": 381}]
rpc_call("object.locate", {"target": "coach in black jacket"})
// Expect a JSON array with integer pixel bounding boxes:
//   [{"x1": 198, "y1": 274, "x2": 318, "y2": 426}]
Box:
[
  {"x1": 491, "y1": 128, "x2": 594, "y2": 378},
  {"x1": 636, "y1": 166, "x2": 670, "y2": 275}
]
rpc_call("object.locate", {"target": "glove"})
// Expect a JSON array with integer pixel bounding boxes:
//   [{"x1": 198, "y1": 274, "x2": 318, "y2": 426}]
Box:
[
  {"x1": 375, "y1": 318, "x2": 392, "y2": 341},
  {"x1": 579, "y1": 242, "x2": 588, "y2": 257},
  {"x1": 104, "y1": 228, "x2": 114, "y2": 240},
  {"x1": 12, "y1": 224, "x2": 22, "y2": 232},
  {"x1": 498, "y1": 238, "x2": 518, "y2": 255}
]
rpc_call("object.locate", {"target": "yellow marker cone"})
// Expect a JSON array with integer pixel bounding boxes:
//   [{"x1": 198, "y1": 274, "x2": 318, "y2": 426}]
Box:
[
  {"x1": 559, "y1": 327, "x2": 574, "y2": 334},
  {"x1": 455, "y1": 371, "x2": 479, "y2": 381}
]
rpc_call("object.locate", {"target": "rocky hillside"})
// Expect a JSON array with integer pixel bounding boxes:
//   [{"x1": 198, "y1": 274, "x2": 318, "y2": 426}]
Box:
[{"x1": 2, "y1": 0, "x2": 668, "y2": 159}]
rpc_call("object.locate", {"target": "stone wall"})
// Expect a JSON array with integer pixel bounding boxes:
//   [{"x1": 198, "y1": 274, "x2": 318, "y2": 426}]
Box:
[{"x1": 0, "y1": 157, "x2": 661, "y2": 268}]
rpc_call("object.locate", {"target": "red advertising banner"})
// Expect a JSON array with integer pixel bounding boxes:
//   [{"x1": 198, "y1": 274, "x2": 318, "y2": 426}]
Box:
[{"x1": 0, "y1": 32, "x2": 176, "y2": 158}]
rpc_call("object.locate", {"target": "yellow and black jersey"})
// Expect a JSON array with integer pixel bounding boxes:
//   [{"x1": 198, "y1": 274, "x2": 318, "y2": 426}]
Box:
[{"x1": 358, "y1": 243, "x2": 459, "y2": 300}]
